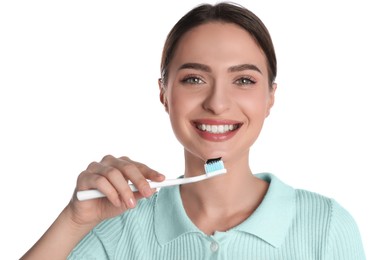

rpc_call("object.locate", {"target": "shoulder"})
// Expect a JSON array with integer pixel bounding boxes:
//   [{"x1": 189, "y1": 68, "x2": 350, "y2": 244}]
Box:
[
  {"x1": 295, "y1": 188, "x2": 333, "y2": 212},
  {"x1": 294, "y1": 189, "x2": 359, "y2": 227},
  {"x1": 294, "y1": 189, "x2": 365, "y2": 259},
  {"x1": 294, "y1": 188, "x2": 356, "y2": 229},
  {"x1": 326, "y1": 199, "x2": 366, "y2": 259}
]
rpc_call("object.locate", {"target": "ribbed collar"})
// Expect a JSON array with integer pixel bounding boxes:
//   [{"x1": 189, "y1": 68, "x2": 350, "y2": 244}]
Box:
[{"x1": 154, "y1": 173, "x2": 296, "y2": 248}]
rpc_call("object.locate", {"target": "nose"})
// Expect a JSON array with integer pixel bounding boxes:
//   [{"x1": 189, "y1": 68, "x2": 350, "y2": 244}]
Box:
[{"x1": 202, "y1": 81, "x2": 231, "y2": 114}]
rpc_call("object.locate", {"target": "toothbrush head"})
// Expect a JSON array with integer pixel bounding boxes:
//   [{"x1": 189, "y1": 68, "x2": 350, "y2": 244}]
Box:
[{"x1": 204, "y1": 157, "x2": 227, "y2": 176}]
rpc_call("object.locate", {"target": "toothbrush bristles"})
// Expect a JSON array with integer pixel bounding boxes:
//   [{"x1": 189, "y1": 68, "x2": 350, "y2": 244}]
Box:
[
  {"x1": 206, "y1": 157, "x2": 222, "y2": 164},
  {"x1": 204, "y1": 157, "x2": 225, "y2": 173}
]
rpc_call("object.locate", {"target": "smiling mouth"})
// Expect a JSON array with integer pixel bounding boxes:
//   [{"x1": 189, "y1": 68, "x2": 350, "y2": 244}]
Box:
[{"x1": 195, "y1": 123, "x2": 241, "y2": 134}]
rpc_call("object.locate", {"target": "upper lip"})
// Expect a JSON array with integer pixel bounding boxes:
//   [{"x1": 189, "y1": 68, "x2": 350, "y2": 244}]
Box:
[{"x1": 192, "y1": 119, "x2": 243, "y2": 125}]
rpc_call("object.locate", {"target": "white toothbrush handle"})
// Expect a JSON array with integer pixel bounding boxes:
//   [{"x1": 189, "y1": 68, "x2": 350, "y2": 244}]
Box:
[
  {"x1": 76, "y1": 189, "x2": 109, "y2": 201},
  {"x1": 76, "y1": 181, "x2": 156, "y2": 201},
  {"x1": 76, "y1": 173, "x2": 216, "y2": 201}
]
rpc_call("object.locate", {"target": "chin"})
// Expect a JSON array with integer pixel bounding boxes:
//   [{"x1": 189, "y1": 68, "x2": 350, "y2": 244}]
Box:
[{"x1": 198, "y1": 149, "x2": 231, "y2": 162}]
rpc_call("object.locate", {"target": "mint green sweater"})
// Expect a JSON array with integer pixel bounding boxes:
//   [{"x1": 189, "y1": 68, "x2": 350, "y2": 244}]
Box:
[{"x1": 68, "y1": 173, "x2": 365, "y2": 259}]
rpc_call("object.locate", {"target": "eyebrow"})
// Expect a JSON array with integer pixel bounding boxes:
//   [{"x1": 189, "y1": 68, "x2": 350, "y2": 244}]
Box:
[
  {"x1": 178, "y1": 62, "x2": 262, "y2": 74},
  {"x1": 178, "y1": 63, "x2": 211, "y2": 72},
  {"x1": 228, "y1": 64, "x2": 262, "y2": 74}
]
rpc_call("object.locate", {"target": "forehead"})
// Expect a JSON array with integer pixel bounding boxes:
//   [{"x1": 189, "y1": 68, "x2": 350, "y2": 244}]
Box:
[{"x1": 171, "y1": 22, "x2": 267, "y2": 68}]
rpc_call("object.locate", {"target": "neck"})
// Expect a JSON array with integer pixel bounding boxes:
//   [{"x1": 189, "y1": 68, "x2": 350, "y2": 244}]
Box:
[{"x1": 180, "y1": 154, "x2": 269, "y2": 234}]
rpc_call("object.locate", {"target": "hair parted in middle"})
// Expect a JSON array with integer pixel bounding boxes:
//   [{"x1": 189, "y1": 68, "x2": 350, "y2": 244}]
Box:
[{"x1": 160, "y1": 2, "x2": 277, "y2": 89}]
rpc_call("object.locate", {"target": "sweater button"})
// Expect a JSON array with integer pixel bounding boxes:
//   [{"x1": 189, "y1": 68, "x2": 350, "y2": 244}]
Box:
[{"x1": 210, "y1": 241, "x2": 219, "y2": 252}]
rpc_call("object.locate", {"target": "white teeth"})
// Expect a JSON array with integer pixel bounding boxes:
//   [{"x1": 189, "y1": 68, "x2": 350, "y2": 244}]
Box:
[{"x1": 196, "y1": 124, "x2": 239, "y2": 134}]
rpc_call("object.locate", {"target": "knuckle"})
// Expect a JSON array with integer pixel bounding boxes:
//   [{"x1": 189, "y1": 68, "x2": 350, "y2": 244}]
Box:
[
  {"x1": 87, "y1": 161, "x2": 99, "y2": 170},
  {"x1": 105, "y1": 167, "x2": 121, "y2": 179},
  {"x1": 76, "y1": 170, "x2": 88, "y2": 184},
  {"x1": 119, "y1": 156, "x2": 131, "y2": 162},
  {"x1": 137, "y1": 162, "x2": 148, "y2": 171},
  {"x1": 122, "y1": 163, "x2": 137, "y2": 175},
  {"x1": 95, "y1": 175, "x2": 108, "y2": 188},
  {"x1": 101, "y1": 154, "x2": 114, "y2": 162},
  {"x1": 137, "y1": 163, "x2": 152, "y2": 175}
]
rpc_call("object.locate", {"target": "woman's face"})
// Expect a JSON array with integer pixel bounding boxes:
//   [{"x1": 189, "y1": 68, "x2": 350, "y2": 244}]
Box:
[{"x1": 160, "y1": 22, "x2": 276, "y2": 163}]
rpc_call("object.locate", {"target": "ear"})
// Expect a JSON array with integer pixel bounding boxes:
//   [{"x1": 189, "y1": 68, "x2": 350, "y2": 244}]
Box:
[
  {"x1": 158, "y1": 79, "x2": 169, "y2": 113},
  {"x1": 266, "y1": 83, "x2": 277, "y2": 117}
]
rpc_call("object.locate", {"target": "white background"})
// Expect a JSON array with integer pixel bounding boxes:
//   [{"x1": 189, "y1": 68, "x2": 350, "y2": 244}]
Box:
[{"x1": 1, "y1": 0, "x2": 389, "y2": 259}]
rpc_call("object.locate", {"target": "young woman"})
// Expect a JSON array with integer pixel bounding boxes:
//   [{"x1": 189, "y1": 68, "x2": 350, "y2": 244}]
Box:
[{"x1": 22, "y1": 2, "x2": 365, "y2": 259}]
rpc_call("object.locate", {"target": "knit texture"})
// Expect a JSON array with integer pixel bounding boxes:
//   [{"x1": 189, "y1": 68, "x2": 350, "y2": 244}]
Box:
[{"x1": 68, "y1": 174, "x2": 365, "y2": 260}]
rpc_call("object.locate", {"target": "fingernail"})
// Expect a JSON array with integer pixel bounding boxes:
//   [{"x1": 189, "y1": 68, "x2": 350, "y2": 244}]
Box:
[{"x1": 128, "y1": 198, "x2": 136, "y2": 208}]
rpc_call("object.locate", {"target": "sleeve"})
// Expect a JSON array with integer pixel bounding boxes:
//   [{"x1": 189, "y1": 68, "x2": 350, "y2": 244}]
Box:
[
  {"x1": 326, "y1": 199, "x2": 366, "y2": 260},
  {"x1": 67, "y1": 215, "x2": 126, "y2": 260},
  {"x1": 67, "y1": 230, "x2": 110, "y2": 260}
]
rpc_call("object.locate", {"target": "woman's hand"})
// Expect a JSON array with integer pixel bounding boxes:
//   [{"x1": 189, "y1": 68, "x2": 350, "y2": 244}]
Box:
[
  {"x1": 67, "y1": 155, "x2": 165, "y2": 227},
  {"x1": 21, "y1": 155, "x2": 165, "y2": 259}
]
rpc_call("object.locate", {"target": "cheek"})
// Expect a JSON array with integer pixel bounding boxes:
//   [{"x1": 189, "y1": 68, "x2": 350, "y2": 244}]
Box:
[
  {"x1": 168, "y1": 87, "x2": 201, "y2": 113},
  {"x1": 238, "y1": 92, "x2": 269, "y2": 118},
  {"x1": 167, "y1": 88, "x2": 197, "y2": 128},
  {"x1": 168, "y1": 89, "x2": 185, "y2": 114}
]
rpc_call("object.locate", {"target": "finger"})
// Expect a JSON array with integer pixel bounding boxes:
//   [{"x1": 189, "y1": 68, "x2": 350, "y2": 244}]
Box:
[
  {"x1": 79, "y1": 162, "x2": 136, "y2": 209},
  {"x1": 117, "y1": 162, "x2": 154, "y2": 198},
  {"x1": 98, "y1": 165, "x2": 137, "y2": 209},
  {"x1": 135, "y1": 162, "x2": 166, "y2": 182},
  {"x1": 119, "y1": 156, "x2": 165, "y2": 182},
  {"x1": 100, "y1": 155, "x2": 163, "y2": 198},
  {"x1": 94, "y1": 175, "x2": 123, "y2": 207},
  {"x1": 105, "y1": 156, "x2": 155, "y2": 197},
  {"x1": 78, "y1": 170, "x2": 122, "y2": 207}
]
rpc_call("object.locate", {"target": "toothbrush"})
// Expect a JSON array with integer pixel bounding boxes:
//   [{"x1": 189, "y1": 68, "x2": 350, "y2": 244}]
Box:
[{"x1": 77, "y1": 157, "x2": 227, "y2": 201}]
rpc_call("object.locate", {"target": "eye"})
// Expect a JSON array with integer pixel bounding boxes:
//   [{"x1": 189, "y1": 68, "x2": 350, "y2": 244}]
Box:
[
  {"x1": 234, "y1": 76, "x2": 256, "y2": 86},
  {"x1": 181, "y1": 76, "x2": 205, "y2": 85}
]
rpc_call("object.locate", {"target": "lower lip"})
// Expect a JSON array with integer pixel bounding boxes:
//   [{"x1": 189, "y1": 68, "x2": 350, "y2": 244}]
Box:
[{"x1": 194, "y1": 126, "x2": 239, "y2": 142}]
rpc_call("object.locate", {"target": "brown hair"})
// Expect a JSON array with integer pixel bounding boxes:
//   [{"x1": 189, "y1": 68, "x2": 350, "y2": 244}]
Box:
[{"x1": 160, "y1": 2, "x2": 277, "y2": 88}]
